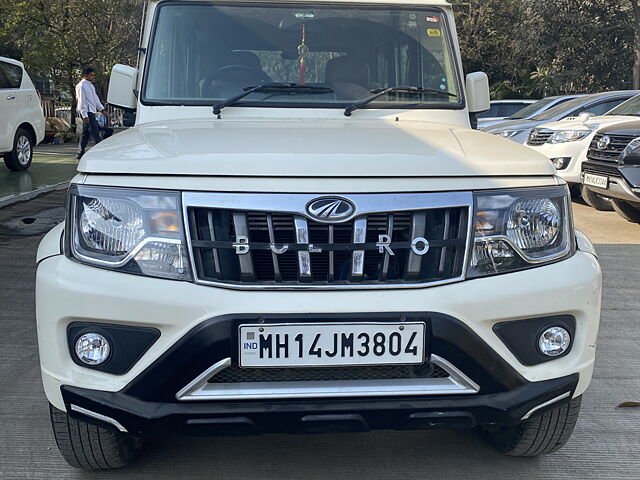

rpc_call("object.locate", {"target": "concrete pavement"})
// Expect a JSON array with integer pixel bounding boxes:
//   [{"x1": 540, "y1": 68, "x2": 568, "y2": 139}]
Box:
[{"x1": 0, "y1": 144, "x2": 78, "y2": 208}]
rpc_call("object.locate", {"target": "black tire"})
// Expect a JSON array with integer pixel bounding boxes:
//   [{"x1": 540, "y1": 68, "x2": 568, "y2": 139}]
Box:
[
  {"x1": 580, "y1": 186, "x2": 613, "y2": 212},
  {"x1": 3, "y1": 128, "x2": 34, "y2": 171},
  {"x1": 480, "y1": 396, "x2": 581, "y2": 457},
  {"x1": 611, "y1": 199, "x2": 640, "y2": 223},
  {"x1": 49, "y1": 403, "x2": 143, "y2": 470}
]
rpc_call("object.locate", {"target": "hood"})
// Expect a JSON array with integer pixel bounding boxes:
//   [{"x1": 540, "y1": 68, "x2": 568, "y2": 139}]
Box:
[
  {"x1": 534, "y1": 115, "x2": 639, "y2": 132},
  {"x1": 598, "y1": 118, "x2": 640, "y2": 136},
  {"x1": 483, "y1": 118, "x2": 543, "y2": 133},
  {"x1": 79, "y1": 118, "x2": 555, "y2": 177}
]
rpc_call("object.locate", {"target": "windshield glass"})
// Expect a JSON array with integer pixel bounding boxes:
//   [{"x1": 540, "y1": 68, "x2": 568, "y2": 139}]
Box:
[
  {"x1": 531, "y1": 96, "x2": 595, "y2": 121},
  {"x1": 143, "y1": 2, "x2": 462, "y2": 109},
  {"x1": 606, "y1": 94, "x2": 640, "y2": 116},
  {"x1": 509, "y1": 97, "x2": 556, "y2": 119}
]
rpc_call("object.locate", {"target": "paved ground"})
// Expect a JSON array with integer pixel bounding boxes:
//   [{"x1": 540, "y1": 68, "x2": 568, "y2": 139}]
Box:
[
  {"x1": 0, "y1": 192, "x2": 638, "y2": 479},
  {"x1": 0, "y1": 144, "x2": 77, "y2": 207}
]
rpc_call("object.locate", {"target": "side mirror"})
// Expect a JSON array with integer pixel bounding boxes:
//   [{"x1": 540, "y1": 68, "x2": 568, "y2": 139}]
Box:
[
  {"x1": 107, "y1": 64, "x2": 138, "y2": 110},
  {"x1": 466, "y1": 72, "x2": 490, "y2": 113},
  {"x1": 620, "y1": 137, "x2": 640, "y2": 165},
  {"x1": 578, "y1": 112, "x2": 593, "y2": 123}
]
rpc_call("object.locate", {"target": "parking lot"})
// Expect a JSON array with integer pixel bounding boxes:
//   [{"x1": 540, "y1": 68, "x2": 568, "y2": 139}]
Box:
[{"x1": 0, "y1": 192, "x2": 638, "y2": 480}]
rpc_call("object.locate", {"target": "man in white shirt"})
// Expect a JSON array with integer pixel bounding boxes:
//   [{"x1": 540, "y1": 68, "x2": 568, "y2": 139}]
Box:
[{"x1": 76, "y1": 67, "x2": 107, "y2": 159}]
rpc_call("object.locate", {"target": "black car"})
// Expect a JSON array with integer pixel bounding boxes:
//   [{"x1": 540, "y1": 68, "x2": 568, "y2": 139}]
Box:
[{"x1": 582, "y1": 120, "x2": 640, "y2": 223}]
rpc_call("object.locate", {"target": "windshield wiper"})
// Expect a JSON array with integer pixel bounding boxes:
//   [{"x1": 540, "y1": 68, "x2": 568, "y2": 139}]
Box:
[
  {"x1": 344, "y1": 86, "x2": 457, "y2": 117},
  {"x1": 213, "y1": 83, "x2": 334, "y2": 116}
]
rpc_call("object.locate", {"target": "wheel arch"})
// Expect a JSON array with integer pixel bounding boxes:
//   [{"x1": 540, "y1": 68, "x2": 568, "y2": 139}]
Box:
[{"x1": 16, "y1": 122, "x2": 37, "y2": 144}]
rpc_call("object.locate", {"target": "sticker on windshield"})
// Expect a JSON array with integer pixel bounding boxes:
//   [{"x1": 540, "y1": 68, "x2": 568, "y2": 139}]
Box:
[
  {"x1": 427, "y1": 29, "x2": 441, "y2": 37},
  {"x1": 426, "y1": 16, "x2": 440, "y2": 23}
]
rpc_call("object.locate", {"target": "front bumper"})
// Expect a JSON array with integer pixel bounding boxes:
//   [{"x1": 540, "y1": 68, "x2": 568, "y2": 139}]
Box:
[
  {"x1": 61, "y1": 374, "x2": 579, "y2": 437},
  {"x1": 525, "y1": 139, "x2": 593, "y2": 185},
  {"x1": 37, "y1": 248, "x2": 601, "y2": 435},
  {"x1": 582, "y1": 161, "x2": 640, "y2": 203}
]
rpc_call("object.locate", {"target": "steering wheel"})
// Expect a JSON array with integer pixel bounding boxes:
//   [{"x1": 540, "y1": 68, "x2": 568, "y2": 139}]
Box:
[{"x1": 208, "y1": 64, "x2": 272, "y2": 84}]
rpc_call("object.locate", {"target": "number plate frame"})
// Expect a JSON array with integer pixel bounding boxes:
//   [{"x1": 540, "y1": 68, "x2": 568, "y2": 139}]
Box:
[
  {"x1": 583, "y1": 173, "x2": 609, "y2": 189},
  {"x1": 238, "y1": 322, "x2": 427, "y2": 368}
]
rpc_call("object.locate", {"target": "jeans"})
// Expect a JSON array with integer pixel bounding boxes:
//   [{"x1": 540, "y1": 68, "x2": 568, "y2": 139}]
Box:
[{"x1": 78, "y1": 112, "x2": 101, "y2": 155}]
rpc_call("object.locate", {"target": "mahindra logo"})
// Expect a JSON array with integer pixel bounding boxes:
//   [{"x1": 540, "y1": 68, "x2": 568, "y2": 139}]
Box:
[{"x1": 306, "y1": 197, "x2": 355, "y2": 222}]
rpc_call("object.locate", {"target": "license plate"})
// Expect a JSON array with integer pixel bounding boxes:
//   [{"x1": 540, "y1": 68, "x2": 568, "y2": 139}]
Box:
[
  {"x1": 584, "y1": 173, "x2": 609, "y2": 189},
  {"x1": 239, "y1": 322, "x2": 426, "y2": 368}
]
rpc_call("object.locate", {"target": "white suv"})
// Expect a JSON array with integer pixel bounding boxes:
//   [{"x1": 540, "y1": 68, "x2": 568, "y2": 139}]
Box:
[
  {"x1": 0, "y1": 56, "x2": 45, "y2": 171},
  {"x1": 36, "y1": 0, "x2": 602, "y2": 470}
]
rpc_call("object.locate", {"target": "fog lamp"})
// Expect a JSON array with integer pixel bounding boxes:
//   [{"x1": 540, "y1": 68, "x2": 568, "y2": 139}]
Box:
[
  {"x1": 75, "y1": 333, "x2": 111, "y2": 365},
  {"x1": 551, "y1": 157, "x2": 571, "y2": 170},
  {"x1": 538, "y1": 327, "x2": 570, "y2": 357}
]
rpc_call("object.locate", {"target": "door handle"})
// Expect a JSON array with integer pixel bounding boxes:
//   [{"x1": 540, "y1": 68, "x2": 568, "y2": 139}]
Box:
[{"x1": 6, "y1": 95, "x2": 16, "y2": 100}]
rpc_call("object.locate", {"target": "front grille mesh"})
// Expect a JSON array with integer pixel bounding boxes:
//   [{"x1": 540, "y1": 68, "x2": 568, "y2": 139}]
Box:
[
  {"x1": 582, "y1": 162, "x2": 622, "y2": 178},
  {"x1": 187, "y1": 207, "x2": 468, "y2": 287},
  {"x1": 587, "y1": 134, "x2": 636, "y2": 163},
  {"x1": 208, "y1": 363, "x2": 450, "y2": 384}
]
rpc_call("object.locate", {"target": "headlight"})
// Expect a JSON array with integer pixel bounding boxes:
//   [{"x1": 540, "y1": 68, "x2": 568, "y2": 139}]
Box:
[
  {"x1": 468, "y1": 186, "x2": 573, "y2": 278},
  {"x1": 67, "y1": 185, "x2": 191, "y2": 280},
  {"x1": 495, "y1": 129, "x2": 524, "y2": 139},
  {"x1": 548, "y1": 130, "x2": 591, "y2": 144}
]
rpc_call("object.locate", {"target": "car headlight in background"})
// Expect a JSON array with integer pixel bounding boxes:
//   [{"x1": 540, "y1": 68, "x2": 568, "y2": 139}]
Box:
[
  {"x1": 548, "y1": 130, "x2": 592, "y2": 144},
  {"x1": 67, "y1": 185, "x2": 191, "y2": 280},
  {"x1": 468, "y1": 186, "x2": 573, "y2": 278},
  {"x1": 495, "y1": 129, "x2": 524, "y2": 139}
]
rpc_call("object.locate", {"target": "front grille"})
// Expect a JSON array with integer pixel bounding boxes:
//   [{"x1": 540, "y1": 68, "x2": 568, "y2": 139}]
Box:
[
  {"x1": 208, "y1": 362, "x2": 450, "y2": 384},
  {"x1": 587, "y1": 134, "x2": 636, "y2": 163},
  {"x1": 582, "y1": 161, "x2": 622, "y2": 178},
  {"x1": 186, "y1": 197, "x2": 469, "y2": 288},
  {"x1": 527, "y1": 130, "x2": 553, "y2": 146}
]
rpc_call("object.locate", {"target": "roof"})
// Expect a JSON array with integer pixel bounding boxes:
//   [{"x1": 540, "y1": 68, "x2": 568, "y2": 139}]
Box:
[
  {"x1": 0, "y1": 56, "x2": 23, "y2": 67},
  {"x1": 585, "y1": 90, "x2": 640, "y2": 98},
  {"x1": 150, "y1": 0, "x2": 452, "y2": 6}
]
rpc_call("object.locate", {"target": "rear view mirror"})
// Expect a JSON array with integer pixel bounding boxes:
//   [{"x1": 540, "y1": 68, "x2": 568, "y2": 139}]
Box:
[
  {"x1": 108, "y1": 64, "x2": 138, "y2": 110},
  {"x1": 466, "y1": 72, "x2": 490, "y2": 113}
]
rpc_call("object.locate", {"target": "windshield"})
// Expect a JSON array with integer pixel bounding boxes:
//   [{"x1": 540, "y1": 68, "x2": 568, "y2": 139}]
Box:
[
  {"x1": 143, "y1": 2, "x2": 462, "y2": 109},
  {"x1": 509, "y1": 97, "x2": 556, "y2": 119},
  {"x1": 531, "y1": 96, "x2": 596, "y2": 121},
  {"x1": 606, "y1": 94, "x2": 640, "y2": 116}
]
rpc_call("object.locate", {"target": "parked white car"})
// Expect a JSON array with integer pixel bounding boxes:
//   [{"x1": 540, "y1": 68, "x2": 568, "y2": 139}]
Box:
[
  {"x1": 0, "y1": 56, "x2": 45, "y2": 171},
  {"x1": 485, "y1": 91, "x2": 637, "y2": 145},
  {"x1": 525, "y1": 94, "x2": 640, "y2": 194}
]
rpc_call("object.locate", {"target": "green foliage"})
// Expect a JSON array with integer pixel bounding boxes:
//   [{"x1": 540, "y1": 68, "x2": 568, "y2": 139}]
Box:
[
  {"x1": 1, "y1": 0, "x2": 639, "y2": 100},
  {"x1": 452, "y1": 0, "x2": 637, "y2": 98},
  {"x1": 0, "y1": 0, "x2": 144, "y2": 98}
]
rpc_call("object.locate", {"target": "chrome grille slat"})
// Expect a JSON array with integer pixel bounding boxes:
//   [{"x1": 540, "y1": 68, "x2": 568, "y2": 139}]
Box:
[
  {"x1": 406, "y1": 212, "x2": 426, "y2": 279},
  {"x1": 439, "y1": 209, "x2": 450, "y2": 274},
  {"x1": 351, "y1": 218, "x2": 367, "y2": 279},
  {"x1": 233, "y1": 212, "x2": 255, "y2": 281},
  {"x1": 266, "y1": 214, "x2": 282, "y2": 282},
  {"x1": 294, "y1": 216, "x2": 312, "y2": 280},
  {"x1": 207, "y1": 211, "x2": 221, "y2": 274},
  {"x1": 328, "y1": 225, "x2": 335, "y2": 282},
  {"x1": 184, "y1": 192, "x2": 472, "y2": 289},
  {"x1": 380, "y1": 214, "x2": 393, "y2": 281}
]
